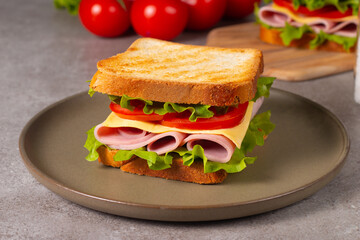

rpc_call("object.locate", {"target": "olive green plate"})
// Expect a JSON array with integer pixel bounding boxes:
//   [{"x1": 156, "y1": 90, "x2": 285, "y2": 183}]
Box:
[{"x1": 19, "y1": 89, "x2": 349, "y2": 222}]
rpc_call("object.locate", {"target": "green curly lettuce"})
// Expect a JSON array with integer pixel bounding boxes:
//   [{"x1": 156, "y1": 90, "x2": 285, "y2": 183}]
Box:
[
  {"x1": 109, "y1": 95, "x2": 215, "y2": 122},
  {"x1": 263, "y1": 0, "x2": 358, "y2": 14},
  {"x1": 84, "y1": 126, "x2": 105, "y2": 161},
  {"x1": 53, "y1": 0, "x2": 81, "y2": 15},
  {"x1": 273, "y1": 22, "x2": 356, "y2": 52},
  {"x1": 292, "y1": 0, "x2": 358, "y2": 14},
  {"x1": 310, "y1": 30, "x2": 357, "y2": 51},
  {"x1": 113, "y1": 147, "x2": 174, "y2": 170},
  {"x1": 280, "y1": 22, "x2": 313, "y2": 46},
  {"x1": 253, "y1": 77, "x2": 276, "y2": 101}
]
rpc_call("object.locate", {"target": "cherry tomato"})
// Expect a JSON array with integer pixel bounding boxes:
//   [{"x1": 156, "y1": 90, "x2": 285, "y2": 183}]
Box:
[
  {"x1": 274, "y1": 0, "x2": 353, "y2": 18},
  {"x1": 110, "y1": 102, "x2": 165, "y2": 121},
  {"x1": 79, "y1": 0, "x2": 131, "y2": 37},
  {"x1": 181, "y1": 0, "x2": 226, "y2": 31},
  {"x1": 130, "y1": 0, "x2": 189, "y2": 40},
  {"x1": 224, "y1": 0, "x2": 261, "y2": 19},
  {"x1": 160, "y1": 102, "x2": 249, "y2": 130}
]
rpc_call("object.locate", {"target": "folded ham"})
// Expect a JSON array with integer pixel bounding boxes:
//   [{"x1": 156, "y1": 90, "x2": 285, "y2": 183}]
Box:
[
  {"x1": 94, "y1": 125, "x2": 187, "y2": 155},
  {"x1": 258, "y1": 4, "x2": 358, "y2": 38},
  {"x1": 183, "y1": 134, "x2": 236, "y2": 163},
  {"x1": 95, "y1": 124, "x2": 237, "y2": 163}
]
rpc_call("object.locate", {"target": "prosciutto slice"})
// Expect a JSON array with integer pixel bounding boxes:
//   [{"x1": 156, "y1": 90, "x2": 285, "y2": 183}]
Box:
[
  {"x1": 258, "y1": 4, "x2": 358, "y2": 38},
  {"x1": 94, "y1": 124, "x2": 187, "y2": 154},
  {"x1": 183, "y1": 134, "x2": 236, "y2": 163}
]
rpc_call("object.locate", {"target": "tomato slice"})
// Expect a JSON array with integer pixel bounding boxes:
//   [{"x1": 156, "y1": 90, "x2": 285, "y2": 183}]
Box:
[
  {"x1": 109, "y1": 102, "x2": 164, "y2": 121},
  {"x1": 274, "y1": 0, "x2": 353, "y2": 19},
  {"x1": 160, "y1": 102, "x2": 249, "y2": 130}
]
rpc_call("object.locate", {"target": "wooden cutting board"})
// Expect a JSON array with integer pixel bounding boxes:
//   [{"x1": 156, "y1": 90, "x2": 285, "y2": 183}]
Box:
[{"x1": 206, "y1": 22, "x2": 356, "y2": 81}]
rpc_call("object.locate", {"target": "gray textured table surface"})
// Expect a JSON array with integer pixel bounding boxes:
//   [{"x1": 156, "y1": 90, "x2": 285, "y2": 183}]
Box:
[{"x1": 1, "y1": 0, "x2": 359, "y2": 239}]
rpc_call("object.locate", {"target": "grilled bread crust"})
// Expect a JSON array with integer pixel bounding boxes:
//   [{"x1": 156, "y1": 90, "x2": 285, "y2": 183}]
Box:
[
  {"x1": 96, "y1": 146, "x2": 228, "y2": 184},
  {"x1": 260, "y1": 25, "x2": 355, "y2": 53},
  {"x1": 90, "y1": 38, "x2": 264, "y2": 106}
]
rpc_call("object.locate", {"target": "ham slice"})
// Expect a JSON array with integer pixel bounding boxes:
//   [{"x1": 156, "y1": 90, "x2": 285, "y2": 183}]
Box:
[
  {"x1": 183, "y1": 134, "x2": 236, "y2": 163},
  {"x1": 147, "y1": 132, "x2": 188, "y2": 155},
  {"x1": 258, "y1": 4, "x2": 358, "y2": 38},
  {"x1": 258, "y1": 5, "x2": 291, "y2": 28},
  {"x1": 94, "y1": 124, "x2": 236, "y2": 163},
  {"x1": 94, "y1": 124, "x2": 187, "y2": 154},
  {"x1": 94, "y1": 125, "x2": 155, "y2": 147},
  {"x1": 328, "y1": 20, "x2": 358, "y2": 38}
]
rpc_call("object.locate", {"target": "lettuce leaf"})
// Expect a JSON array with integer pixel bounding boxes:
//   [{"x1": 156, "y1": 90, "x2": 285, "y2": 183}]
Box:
[
  {"x1": 109, "y1": 95, "x2": 215, "y2": 122},
  {"x1": 53, "y1": 0, "x2": 81, "y2": 15},
  {"x1": 310, "y1": 30, "x2": 357, "y2": 51},
  {"x1": 113, "y1": 147, "x2": 174, "y2": 170},
  {"x1": 253, "y1": 77, "x2": 276, "y2": 101},
  {"x1": 292, "y1": 0, "x2": 358, "y2": 14},
  {"x1": 88, "y1": 87, "x2": 96, "y2": 97},
  {"x1": 280, "y1": 22, "x2": 313, "y2": 46},
  {"x1": 84, "y1": 126, "x2": 105, "y2": 161},
  {"x1": 89, "y1": 110, "x2": 275, "y2": 173},
  {"x1": 276, "y1": 22, "x2": 356, "y2": 52}
]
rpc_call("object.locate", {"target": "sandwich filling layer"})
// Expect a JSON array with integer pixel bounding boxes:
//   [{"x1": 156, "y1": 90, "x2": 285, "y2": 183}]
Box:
[
  {"x1": 94, "y1": 100, "x2": 257, "y2": 163},
  {"x1": 85, "y1": 74, "x2": 275, "y2": 174}
]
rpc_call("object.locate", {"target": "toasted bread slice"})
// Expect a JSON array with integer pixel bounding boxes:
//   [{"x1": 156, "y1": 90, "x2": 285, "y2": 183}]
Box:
[
  {"x1": 90, "y1": 38, "x2": 263, "y2": 106},
  {"x1": 97, "y1": 146, "x2": 228, "y2": 184},
  {"x1": 260, "y1": 25, "x2": 355, "y2": 53}
]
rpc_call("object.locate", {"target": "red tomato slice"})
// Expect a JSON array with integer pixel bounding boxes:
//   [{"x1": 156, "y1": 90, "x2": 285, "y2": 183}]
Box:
[
  {"x1": 109, "y1": 102, "x2": 164, "y2": 121},
  {"x1": 274, "y1": 0, "x2": 353, "y2": 19},
  {"x1": 160, "y1": 102, "x2": 249, "y2": 130}
]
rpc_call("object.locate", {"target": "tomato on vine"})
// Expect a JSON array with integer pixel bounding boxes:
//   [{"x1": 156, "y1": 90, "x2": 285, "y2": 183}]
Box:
[
  {"x1": 130, "y1": 0, "x2": 189, "y2": 40},
  {"x1": 79, "y1": 0, "x2": 131, "y2": 37},
  {"x1": 182, "y1": 0, "x2": 226, "y2": 31}
]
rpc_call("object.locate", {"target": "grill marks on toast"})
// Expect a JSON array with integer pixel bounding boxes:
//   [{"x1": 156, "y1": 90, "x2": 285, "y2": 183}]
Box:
[{"x1": 91, "y1": 38, "x2": 263, "y2": 105}]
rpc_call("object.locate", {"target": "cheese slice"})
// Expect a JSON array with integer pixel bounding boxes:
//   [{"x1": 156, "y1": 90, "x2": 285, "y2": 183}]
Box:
[
  {"x1": 102, "y1": 101, "x2": 254, "y2": 149},
  {"x1": 272, "y1": 4, "x2": 358, "y2": 24}
]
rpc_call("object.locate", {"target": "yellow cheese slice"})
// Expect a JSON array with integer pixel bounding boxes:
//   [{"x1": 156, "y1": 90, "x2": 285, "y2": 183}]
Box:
[
  {"x1": 102, "y1": 101, "x2": 254, "y2": 149},
  {"x1": 272, "y1": 4, "x2": 358, "y2": 24}
]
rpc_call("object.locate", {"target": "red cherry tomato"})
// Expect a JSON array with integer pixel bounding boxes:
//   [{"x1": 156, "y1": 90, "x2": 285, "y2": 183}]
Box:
[
  {"x1": 181, "y1": 0, "x2": 226, "y2": 31},
  {"x1": 224, "y1": 0, "x2": 261, "y2": 19},
  {"x1": 160, "y1": 102, "x2": 249, "y2": 130},
  {"x1": 110, "y1": 102, "x2": 165, "y2": 121},
  {"x1": 273, "y1": 0, "x2": 353, "y2": 18},
  {"x1": 130, "y1": 0, "x2": 189, "y2": 40},
  {"x1": 79, "y1": 0, "x2": 131, "y2": 37}
]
